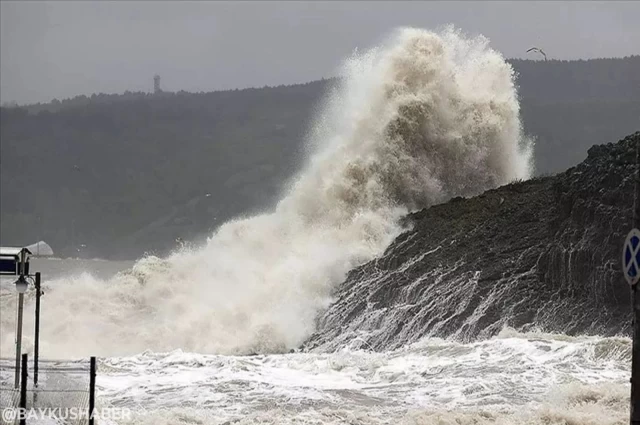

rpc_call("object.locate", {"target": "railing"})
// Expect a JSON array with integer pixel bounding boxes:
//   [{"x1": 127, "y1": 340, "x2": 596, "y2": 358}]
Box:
[{"x1": 0, "y1": 355, "x2": 96, "y2": 425}]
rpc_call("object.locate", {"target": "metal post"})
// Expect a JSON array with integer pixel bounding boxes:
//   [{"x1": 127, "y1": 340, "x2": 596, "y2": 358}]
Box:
[
  {"x1": 14, "y1": 293, "x2": 24, "y2": 389},
  {"x1": 19, "y1": 353, "x2": 27, "y2": 425},
  {"x1": 89, "y1": 356, "x2": 96, "y2": 425},
  {"x1": 632, "y1": 139, "x2": 640, "y2": 425},
  {"x1": 635, "y1": 139, "x2": 640, "y2": 257},
  {"x1": 14, "y1": 249, "x2": 28, "y2": 389},
  {"x1": 33, "y1": 272, "x2": 41, "y2": 405}
]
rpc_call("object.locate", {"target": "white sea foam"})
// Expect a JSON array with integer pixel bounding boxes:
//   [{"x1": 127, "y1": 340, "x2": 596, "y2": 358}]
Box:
[{"x1": 82, "y1": 331, "x2": 627, "y2": 424}]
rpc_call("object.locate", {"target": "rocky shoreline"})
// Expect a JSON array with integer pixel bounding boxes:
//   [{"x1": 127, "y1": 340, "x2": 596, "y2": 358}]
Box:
[{"x1": 305, "y1": 132, "x2": 639, "y2": 351}]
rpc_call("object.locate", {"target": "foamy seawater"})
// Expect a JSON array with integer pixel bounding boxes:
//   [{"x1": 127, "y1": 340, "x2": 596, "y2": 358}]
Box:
[
  {"x1": 89, "y1": 330, "x2": 628, "y2": 425},
  {"x1": 0, "y1": 25, "x2": 624, "y2": 425}
]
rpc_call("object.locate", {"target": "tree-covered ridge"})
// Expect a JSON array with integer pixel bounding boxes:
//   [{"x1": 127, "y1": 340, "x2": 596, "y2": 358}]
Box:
[
  {"x1": 510, "y1": 56, "x2": 640, "y2": 102},
  {"x1": 12, "y1": 57, "x2": 639, "y2": 112},
  {"x1": 1, "y1": 58, "x2": 638, "y2": 259}
]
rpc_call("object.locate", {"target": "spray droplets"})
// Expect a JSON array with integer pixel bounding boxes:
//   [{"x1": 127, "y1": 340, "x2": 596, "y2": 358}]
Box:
[{"x1": 1, "y1": 27, "x2": 532, "y2": 357}]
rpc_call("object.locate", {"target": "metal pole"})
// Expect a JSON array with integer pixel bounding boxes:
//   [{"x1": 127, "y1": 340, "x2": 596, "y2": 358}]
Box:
[
  {"x1": 89, "y1": 356, "x2": 96, "y2": 425},
  {"x1": 14, "y1": 293, "x2": 24, "y2": 389},
  {"x1": 632, "y1": 139, "x2": 640, "y2": 425},
  {"x1": 19, "y1": 353, "x2": 27, "y2": 425},
  {"x1": 635, "y1": 138, "x2": 640, "y2": 252},
  {"x1": 14, "y1": 250, "x2": 28, "y2": 389},
  {"x1": 33, "y1": 272, "x2": 41, "y2": 405}
]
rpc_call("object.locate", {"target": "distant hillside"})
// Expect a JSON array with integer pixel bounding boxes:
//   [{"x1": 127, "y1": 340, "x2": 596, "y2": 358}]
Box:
[
  {"x1": 0, "y1": 81, "x2": 327, "y2": 259},
  {"x1": 1, "y1": 57, "x2": 638, "y2": 259},
  {"x1": 512, "y1": 56, "x2": 640, "y2": 173},
  {"x1": 510, "y1": 57, "x2": 640, "y2": 102}
]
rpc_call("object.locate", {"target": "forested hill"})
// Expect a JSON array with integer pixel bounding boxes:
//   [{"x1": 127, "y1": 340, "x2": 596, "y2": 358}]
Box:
[{"x1": 1, "y1": 57, "x2": 639, "y2": 259}]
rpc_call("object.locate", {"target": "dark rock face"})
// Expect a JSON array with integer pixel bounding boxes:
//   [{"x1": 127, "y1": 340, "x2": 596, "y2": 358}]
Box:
[{"x1": 305, "y1": 132, "x2": 639, "y2": 352}]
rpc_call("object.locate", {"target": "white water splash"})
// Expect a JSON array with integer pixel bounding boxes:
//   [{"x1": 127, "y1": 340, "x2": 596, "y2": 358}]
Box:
[
  {"x1": 84, "y1": 330, "x2": 628, "y2": 424},
  {"x1": 0, "y1": 27, "x2": 532, "y2": 358}
]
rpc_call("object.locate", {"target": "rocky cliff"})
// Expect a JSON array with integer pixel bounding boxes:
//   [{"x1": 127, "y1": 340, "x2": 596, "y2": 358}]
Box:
[{"x1": 305, "y1": 132, "x2": 639, "y2": 351}]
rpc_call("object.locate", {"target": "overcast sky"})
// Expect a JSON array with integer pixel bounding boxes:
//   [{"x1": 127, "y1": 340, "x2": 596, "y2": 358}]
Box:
[{"x1": 1, "y1": 1, "x2": 638, "y2": 105}]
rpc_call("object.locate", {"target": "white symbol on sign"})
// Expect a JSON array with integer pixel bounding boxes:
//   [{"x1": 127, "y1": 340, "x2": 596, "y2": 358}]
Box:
[{"x1": 623, "y1": 228, "x2": 640, "y2": 286}]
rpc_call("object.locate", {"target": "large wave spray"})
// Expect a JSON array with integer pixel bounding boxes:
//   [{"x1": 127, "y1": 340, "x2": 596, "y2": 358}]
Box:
[{"x1": 1, "y1": 27, "x2": 532, "y2": 357}]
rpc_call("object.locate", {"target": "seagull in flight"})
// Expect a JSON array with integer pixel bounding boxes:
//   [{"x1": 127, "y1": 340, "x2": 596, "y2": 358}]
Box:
[{"x1": 526, "y1": 47, "x2": 547, "y2": 61}]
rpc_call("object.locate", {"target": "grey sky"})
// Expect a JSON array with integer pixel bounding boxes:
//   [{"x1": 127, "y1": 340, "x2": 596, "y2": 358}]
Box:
[{"x1": 1, "y1": 1, "x2": 638, "y2": 105}]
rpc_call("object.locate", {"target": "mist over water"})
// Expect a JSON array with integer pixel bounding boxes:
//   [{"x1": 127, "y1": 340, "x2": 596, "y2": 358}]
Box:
[{"x1": 0, "y1": 27, "x2": 532, "y2": 358}]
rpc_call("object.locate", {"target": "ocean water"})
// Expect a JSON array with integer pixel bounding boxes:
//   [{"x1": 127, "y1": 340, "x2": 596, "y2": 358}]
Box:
[
  {"x1": 96, "y1": 329, "x2": 629, "y2": 424},
  {"x1": 0, "y1": 27, "x2": 628, "y2": 424}
]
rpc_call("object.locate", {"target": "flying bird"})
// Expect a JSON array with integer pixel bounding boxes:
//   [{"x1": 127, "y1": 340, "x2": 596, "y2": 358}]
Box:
[{"x1": 526, "y1": 47, "x2": 547, "y2": 61}]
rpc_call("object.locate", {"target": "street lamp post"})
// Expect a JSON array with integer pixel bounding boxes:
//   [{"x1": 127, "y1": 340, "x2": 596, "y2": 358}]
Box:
[
  {"x1": 14, "y1": 250, "x2": 29, "y2": 388},
  {"x1": 1, "y1": 246, "x2": 45, "y2": 392}
]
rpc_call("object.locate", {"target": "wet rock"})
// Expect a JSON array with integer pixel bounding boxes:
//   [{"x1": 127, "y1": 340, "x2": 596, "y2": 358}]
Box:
[{"x1": 305, "y1": 132, "x2": 639, "y2": 352}]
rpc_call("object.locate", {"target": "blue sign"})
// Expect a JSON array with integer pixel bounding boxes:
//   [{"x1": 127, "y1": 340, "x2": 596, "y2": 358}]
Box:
[
  {"x1": 0, "y1": 257, "x2": 18, "y2": 275},
  {"x1": 623, "y1": 228, "x2": 640, "y2": 286},
  {"x1": 0, "y1": 247, "x2": 31, "y2": 275},
  {"x1": 0, "y1": 257, "x2": 30, "y2": 275}
]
